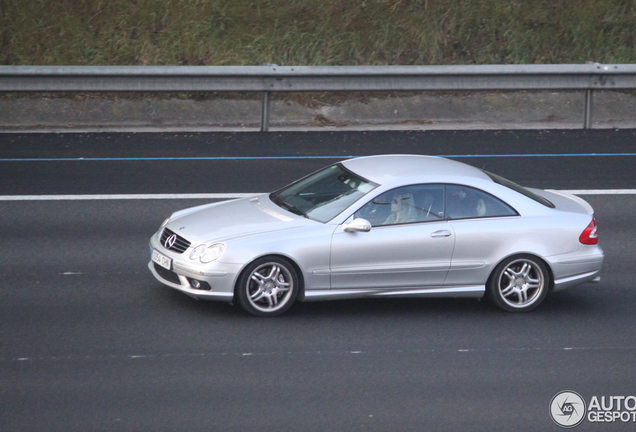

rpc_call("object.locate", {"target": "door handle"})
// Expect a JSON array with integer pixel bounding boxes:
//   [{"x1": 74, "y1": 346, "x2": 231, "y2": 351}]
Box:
[{"x1": 431, "y1": 230, "x2": 452, "y2": 238}]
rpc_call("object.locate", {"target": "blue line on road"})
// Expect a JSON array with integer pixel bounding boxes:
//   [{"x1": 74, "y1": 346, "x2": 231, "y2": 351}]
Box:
[
  {"x1": 1, "y1": 153, "x2": 636, "y2": 162},
  {"x1": 1, "y1": 190, "x2": 635, "y2": 200}
]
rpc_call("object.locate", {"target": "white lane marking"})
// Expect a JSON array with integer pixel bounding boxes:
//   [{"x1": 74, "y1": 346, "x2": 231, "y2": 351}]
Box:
[
  {"x1": 5, "y1": 345, "x2": 635, "y2": 362},
  {"x1": 560, "y1": 190, "x2": 636, "y2": 195},
  {"x1": 0, "y1": 193, "x2": 261, "y2": 201},
  {"x1": 0, "y1": 190, "x2": 634, "y2": 201}
]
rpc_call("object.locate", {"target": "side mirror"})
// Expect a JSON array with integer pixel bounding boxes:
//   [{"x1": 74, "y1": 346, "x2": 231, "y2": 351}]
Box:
[{"x1": 343, "y1": 218, "x2": 372, "y2": 233}]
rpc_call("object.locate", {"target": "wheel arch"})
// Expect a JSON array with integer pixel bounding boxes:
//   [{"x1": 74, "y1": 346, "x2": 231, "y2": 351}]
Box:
[
  {"x1": 233, "y1": 253, "x2": 306, "y2": 301},
  {"x1": 487, "y1": 252, "x2": 555, "y2": 291}
]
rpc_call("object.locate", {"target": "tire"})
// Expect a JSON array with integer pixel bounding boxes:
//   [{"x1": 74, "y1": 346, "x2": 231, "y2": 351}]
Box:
[
  {"x1": 488, "y1": 254, "x2": 550, "y2": 313},
  {"x1": 236, "y1": 256, "x2": 298, "y2": 317}
]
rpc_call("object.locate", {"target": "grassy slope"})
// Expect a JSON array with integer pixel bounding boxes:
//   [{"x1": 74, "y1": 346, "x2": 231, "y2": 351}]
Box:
[{"x1": 1, "y1": 0, "x2": 635, "y2": 66}]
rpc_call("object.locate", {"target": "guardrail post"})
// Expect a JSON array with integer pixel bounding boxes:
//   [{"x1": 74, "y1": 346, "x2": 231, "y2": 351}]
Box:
[
  {"x1": 261, "y1": 91, "x2": 270, "y2": 132},
  {"x1": 584, "y1": 89, "x2": 593, "y2": 129}
]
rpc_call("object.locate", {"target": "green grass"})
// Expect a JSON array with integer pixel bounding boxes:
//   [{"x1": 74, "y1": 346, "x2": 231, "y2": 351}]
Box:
[{"x1": 1, "y1": 0, "x2": 635, "y2": 66}]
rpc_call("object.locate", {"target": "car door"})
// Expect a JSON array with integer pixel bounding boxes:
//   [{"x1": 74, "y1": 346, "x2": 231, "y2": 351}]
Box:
[
  {"x1": 329, "y1": 185, "x2": 455, "y2": 291},
  {"x1": 444, "y1": 185, "x2": 520, "y2": 287}
]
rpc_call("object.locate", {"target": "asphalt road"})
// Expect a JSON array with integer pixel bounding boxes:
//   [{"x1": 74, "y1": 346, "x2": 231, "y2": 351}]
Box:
[
  {"x1": 1, "y1": 130, "x2": 635, "y2": 431},
  {"x1": 2, "y1": 129, "x2": 636, "y2": 194}
]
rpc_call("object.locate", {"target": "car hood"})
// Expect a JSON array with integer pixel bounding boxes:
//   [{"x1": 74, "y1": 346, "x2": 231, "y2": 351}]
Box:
[{"x1": 164, "y1": 195, "x2": 313, "y2": 245}]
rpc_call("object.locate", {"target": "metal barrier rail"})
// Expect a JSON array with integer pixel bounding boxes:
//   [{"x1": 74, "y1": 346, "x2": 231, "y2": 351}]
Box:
[{"x1": 2, "y1": 64, "x2": 635, "y2": 131}]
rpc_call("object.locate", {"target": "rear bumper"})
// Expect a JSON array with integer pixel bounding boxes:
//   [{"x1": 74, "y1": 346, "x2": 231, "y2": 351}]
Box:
[
  {"x1": 553, "y1": 269, "x2": 602, "y2": 292},
  {"x1": 549, "y1": 247, "x2": 604, "y2": 292}
]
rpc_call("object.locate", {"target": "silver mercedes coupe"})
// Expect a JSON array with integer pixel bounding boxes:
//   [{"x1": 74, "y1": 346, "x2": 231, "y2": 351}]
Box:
[{"x1": 149, "y1": 155, "x2": 603, "y2": 316}]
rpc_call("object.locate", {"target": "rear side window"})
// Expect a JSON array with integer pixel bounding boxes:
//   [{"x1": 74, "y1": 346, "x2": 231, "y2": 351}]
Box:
[
  {"x1": 446, "y1": 185, "x2": 517, "y2": 220},
  {"x1": 484, "y1": 171, "x2": 555, "y2": 208}
]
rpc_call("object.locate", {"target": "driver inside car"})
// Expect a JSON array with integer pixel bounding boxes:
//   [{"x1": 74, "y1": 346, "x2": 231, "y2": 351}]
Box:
[{"x1": 383, "y1": 191, "x2": 418, "y2": 225}]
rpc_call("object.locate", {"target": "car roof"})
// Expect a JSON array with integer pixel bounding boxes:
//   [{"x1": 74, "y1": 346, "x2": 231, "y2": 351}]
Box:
[{"x1": 341, "y1": 154, "x2": 492, "y2": 185}]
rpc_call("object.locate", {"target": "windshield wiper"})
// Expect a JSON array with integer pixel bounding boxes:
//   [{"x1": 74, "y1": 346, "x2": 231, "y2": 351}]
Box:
[
  {"x1": 281, "y1": 202, "x2": 308, "y2": 218},
  {"x1": 270, "y1": 194, "x2": 308, "y2": 218}
]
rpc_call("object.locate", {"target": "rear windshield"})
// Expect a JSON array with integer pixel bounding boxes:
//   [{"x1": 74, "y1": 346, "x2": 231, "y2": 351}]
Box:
[{"x1": 484, "y1": 171, "x2": 555, "y2": 208}]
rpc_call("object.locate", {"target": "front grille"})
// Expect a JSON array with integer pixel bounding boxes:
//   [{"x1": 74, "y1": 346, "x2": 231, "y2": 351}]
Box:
[
  {"x1": 154, "y1": 263, "x2": 182, "y2": 285},
  {"x1": 160, "y1": 228, "x2": 191, "y2": 254}
]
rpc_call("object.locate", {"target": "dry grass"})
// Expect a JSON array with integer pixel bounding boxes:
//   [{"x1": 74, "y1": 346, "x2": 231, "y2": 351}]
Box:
[{"x1": 1, "y1": 0, "x2": 635, "y2": 66}]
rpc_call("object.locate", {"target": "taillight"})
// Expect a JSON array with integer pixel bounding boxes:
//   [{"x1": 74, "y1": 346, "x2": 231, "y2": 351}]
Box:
[{"x1": 579, "y1": 218, "x2": 598, "y2": 245}]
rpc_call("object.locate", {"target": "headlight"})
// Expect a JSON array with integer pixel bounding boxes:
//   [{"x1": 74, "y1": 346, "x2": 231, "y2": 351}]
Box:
[
  {"x1": 201, "y1": 244, "x2": 225, "y2": 263},
  {"x1": 189, "y1": 244, "x2": 207, "y2": 260},
  {"x1": 190, "y1": 243, "x2": 225, "y2": 263}
]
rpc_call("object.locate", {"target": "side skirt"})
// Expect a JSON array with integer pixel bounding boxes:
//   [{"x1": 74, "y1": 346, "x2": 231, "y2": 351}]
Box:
[{"x1": 302, "y1": 285, "x2": 485, "y2": 302}]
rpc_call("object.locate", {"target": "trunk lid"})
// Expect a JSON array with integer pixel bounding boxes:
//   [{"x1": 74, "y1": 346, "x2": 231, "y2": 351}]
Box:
[{"x1": 532, "y1": 188, "x2": 594, "y2": 215}]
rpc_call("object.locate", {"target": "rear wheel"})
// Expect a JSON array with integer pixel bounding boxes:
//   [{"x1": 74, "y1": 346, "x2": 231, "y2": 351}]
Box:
[
  {"x1": 236, "y1": 256, "x2": 298, "y2": 317},
  {"x1": 488, "y1": 255, "x2": 550, "y2": 312}
]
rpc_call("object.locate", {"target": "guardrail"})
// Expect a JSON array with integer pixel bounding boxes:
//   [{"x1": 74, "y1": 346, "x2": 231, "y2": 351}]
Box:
[{"x1": 2, "y1": 64, "x2": 635, "y2": 131}]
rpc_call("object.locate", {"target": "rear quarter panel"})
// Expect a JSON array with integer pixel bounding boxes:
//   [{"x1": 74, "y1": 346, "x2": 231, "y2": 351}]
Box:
[{"x1": 445, "y1": 212, "x2": 593, "y2": 287}]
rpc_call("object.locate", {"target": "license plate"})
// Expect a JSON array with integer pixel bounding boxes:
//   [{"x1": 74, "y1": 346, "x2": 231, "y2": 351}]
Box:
[{"x1": 152, "y1": 249, "x2": 172, "y2": 270}]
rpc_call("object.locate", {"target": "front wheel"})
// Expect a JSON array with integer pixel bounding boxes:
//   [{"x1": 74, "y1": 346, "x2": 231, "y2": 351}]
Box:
[
  {"x1": 236, "y1": 256, "x2": 298, "y2": 317},
  {"x1": 488, "y1": 255, "x2": 550, "y2": 312}
]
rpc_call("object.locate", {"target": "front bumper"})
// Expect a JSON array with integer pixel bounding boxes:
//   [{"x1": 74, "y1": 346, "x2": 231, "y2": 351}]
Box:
[{"x1": 148, "y1": 235, "x2": 241, "y2": 301}]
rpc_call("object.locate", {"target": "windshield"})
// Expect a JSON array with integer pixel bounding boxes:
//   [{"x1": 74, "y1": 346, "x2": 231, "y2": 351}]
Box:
[{"x1": 270, "y1": 163, "x2": 378, "y2": 223}]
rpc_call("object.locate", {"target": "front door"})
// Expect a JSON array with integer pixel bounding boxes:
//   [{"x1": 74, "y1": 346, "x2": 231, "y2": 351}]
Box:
[{"x1": 329, "y1": 184, "x2": 455, "y2": 290}]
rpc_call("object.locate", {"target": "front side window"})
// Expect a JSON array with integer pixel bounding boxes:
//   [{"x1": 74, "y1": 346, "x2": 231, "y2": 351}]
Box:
[
  {"x1": 446, "y1": 185, "x2": 517, "y2": 220},
  {"x1": 270, "y1": 164, "x2": 377, "y2": 223},
  {"x1": 354, "y1": 185, "x2": 445, "y2": 227}
]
